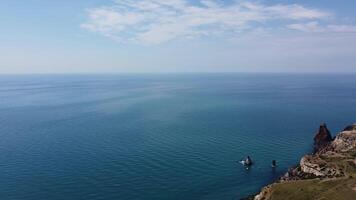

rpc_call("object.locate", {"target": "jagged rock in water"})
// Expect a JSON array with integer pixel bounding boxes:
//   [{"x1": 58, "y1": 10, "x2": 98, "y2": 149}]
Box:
[{"x1": 313, "y1": 123, "x2": 333, "y2": 152}]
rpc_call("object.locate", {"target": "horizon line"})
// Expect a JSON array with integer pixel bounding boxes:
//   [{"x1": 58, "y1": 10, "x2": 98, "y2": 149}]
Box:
[{"x1": 0, "y1": 71, "x2": 355, "y2": 75}]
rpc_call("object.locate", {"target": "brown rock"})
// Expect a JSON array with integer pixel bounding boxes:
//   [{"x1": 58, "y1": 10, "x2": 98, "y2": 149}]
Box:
[
  {"x1": 343, "y1": 123, "x2": 356, "y2": 131},
  {"x1": 313, "y1": 123, "x2": 333, "y2": 152}
]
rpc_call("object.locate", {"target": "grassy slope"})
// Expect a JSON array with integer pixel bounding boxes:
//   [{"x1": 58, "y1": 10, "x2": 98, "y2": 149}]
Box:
[
  {"x1": 267, "y1": 178, "x2": 355, "y2": 200},
  {"x1": 261, "y1": 149, "x2": 356, "y2": 200}
]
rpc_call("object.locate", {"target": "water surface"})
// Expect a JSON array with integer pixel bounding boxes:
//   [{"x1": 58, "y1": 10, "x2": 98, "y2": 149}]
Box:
[{"x1": 0, "y1": 74, "x2": 355, "y2": 200}]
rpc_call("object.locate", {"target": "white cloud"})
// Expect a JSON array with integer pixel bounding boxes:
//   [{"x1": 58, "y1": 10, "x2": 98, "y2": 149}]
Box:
[
  {"x1": 287, "y1": 21, "x2": 324, "y2": 32},
  {"x1": 81, "y1": 0, "x2": 335, "y2": 44},
  {"x1": 287, "y1": 22, "x2": 356, "y2": 33},
  {"x1": 327, "y1": 25, "x2": 356, "y2": 33}
]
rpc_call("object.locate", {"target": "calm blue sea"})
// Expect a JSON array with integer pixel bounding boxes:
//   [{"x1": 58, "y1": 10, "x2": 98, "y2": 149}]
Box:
[{"x1": 0, "y1": 74, "x2": 355, "y2": 200}]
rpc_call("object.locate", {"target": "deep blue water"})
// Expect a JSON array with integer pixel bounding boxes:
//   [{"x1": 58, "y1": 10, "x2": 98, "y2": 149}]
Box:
[{"x1": 0, "y1": 74, "x2": 355, "y2": 200}]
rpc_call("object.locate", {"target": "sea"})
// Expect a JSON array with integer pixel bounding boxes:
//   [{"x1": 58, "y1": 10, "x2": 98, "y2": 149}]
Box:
[{"x1": 0, "y1": 73, "x2": 355, "y2": 200}]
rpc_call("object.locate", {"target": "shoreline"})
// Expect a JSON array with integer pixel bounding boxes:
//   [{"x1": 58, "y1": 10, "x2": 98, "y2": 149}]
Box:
[{"x1": 243, "y1": 123, "x2": 356, "y2": 200}]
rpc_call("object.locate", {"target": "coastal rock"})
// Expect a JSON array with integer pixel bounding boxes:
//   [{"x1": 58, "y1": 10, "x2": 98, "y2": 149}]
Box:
[
  {"x1": 296, "y1": 124, "x2": 356, "y2": 178},
  {"x1": 343, "y1": 124, "x2": 356, "y2": 131},
  {"x1": 299, "y1": 155, "x2": 343, "y2": 178},
  {"x1": 252, "y1": 123, "x2": 356, "y2": 200},
  {"x1": 313, "y1": 123, "x2": 333, "y2": 152},
  {"x1": 332, "y1": 124, "x2": 356, "y2": 152},
  {"x1": 299, "y1": 156, "x2": 325, "y2": 176}
]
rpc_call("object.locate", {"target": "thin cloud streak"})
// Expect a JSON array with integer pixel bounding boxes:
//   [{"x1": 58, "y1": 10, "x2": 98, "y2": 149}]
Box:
[
  {"x1": 81, "y1": 0, "x2": 332, "y2": 44},
  {"x1": 287, "y1": 21, "x2": 356, "y2": 33}
]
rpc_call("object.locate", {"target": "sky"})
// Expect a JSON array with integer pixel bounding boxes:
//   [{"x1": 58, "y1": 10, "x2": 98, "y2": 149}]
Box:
[{"x1": 1, "y1": 0, "x2": 356, "y2": 74}]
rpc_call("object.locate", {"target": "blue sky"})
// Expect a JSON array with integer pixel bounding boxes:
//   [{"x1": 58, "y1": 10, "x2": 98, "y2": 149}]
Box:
[{"x1": 1, "y1": 0, "x2": 356, "y2": 73}]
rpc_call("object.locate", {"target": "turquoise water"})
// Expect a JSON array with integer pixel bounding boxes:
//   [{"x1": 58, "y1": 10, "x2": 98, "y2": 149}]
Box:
[{"x1": 0, "y1": 74, "x2": 355, "y2": 200}]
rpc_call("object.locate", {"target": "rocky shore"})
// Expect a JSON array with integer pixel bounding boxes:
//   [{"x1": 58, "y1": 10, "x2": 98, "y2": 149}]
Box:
[{"x1": 248, "y1": 123, "x2": 356, "y2": 200}]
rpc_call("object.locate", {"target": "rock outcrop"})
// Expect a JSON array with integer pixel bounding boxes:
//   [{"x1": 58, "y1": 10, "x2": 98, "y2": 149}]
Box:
[
  {"x1": 313, "y1": 123, "x2": 333, "y2": 152},
  {"x1": 332, "y1": 124, "x2": 356, "y2": 152},
  {"x1": 252, "y1": 123, "x2": 356, "y2": 200},
  {"x1": 299, "y1": 155, "x2": 344, "y2": 178}
]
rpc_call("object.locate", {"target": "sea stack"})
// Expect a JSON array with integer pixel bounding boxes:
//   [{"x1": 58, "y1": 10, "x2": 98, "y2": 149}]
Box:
[{"x1": 313, "y1": 123, "x2": 333, "y2": 152}]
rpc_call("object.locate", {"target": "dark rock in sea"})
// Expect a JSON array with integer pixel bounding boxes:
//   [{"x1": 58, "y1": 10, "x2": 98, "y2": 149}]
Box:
[{"x1": 313, "y1": 123, "x2": 333, "y2": 153}]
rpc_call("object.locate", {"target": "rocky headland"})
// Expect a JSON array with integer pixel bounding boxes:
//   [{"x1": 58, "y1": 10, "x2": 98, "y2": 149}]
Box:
[{"x1": 250, "y1": 123, "x2": 356, "y2": 200}]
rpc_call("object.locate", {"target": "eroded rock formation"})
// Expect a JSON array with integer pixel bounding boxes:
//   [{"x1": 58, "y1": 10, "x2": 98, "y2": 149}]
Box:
[
  {"x1": 313, "y1": 123, "x2": 333, "y2": 152},
  {"x1": 252, "y1": 123, "x2": 356, "y2": 200}
]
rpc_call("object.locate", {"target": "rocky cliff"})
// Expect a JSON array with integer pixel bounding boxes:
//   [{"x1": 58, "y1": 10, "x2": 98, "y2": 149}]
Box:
[{"x1": 253, "y1": 123, "x2": 356, "y2": 200}]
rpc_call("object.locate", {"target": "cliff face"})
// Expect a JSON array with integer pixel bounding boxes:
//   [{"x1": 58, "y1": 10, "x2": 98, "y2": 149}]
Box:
[
  {"x1": 332, "y1": 124, "x2": 356, "y2": 152},
  {"x1": 253, "y1": 123, "x2": 356, "y2": 200},
  {"x1": 297, "y1": 125, "x2": 355, "y2": 179}
]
